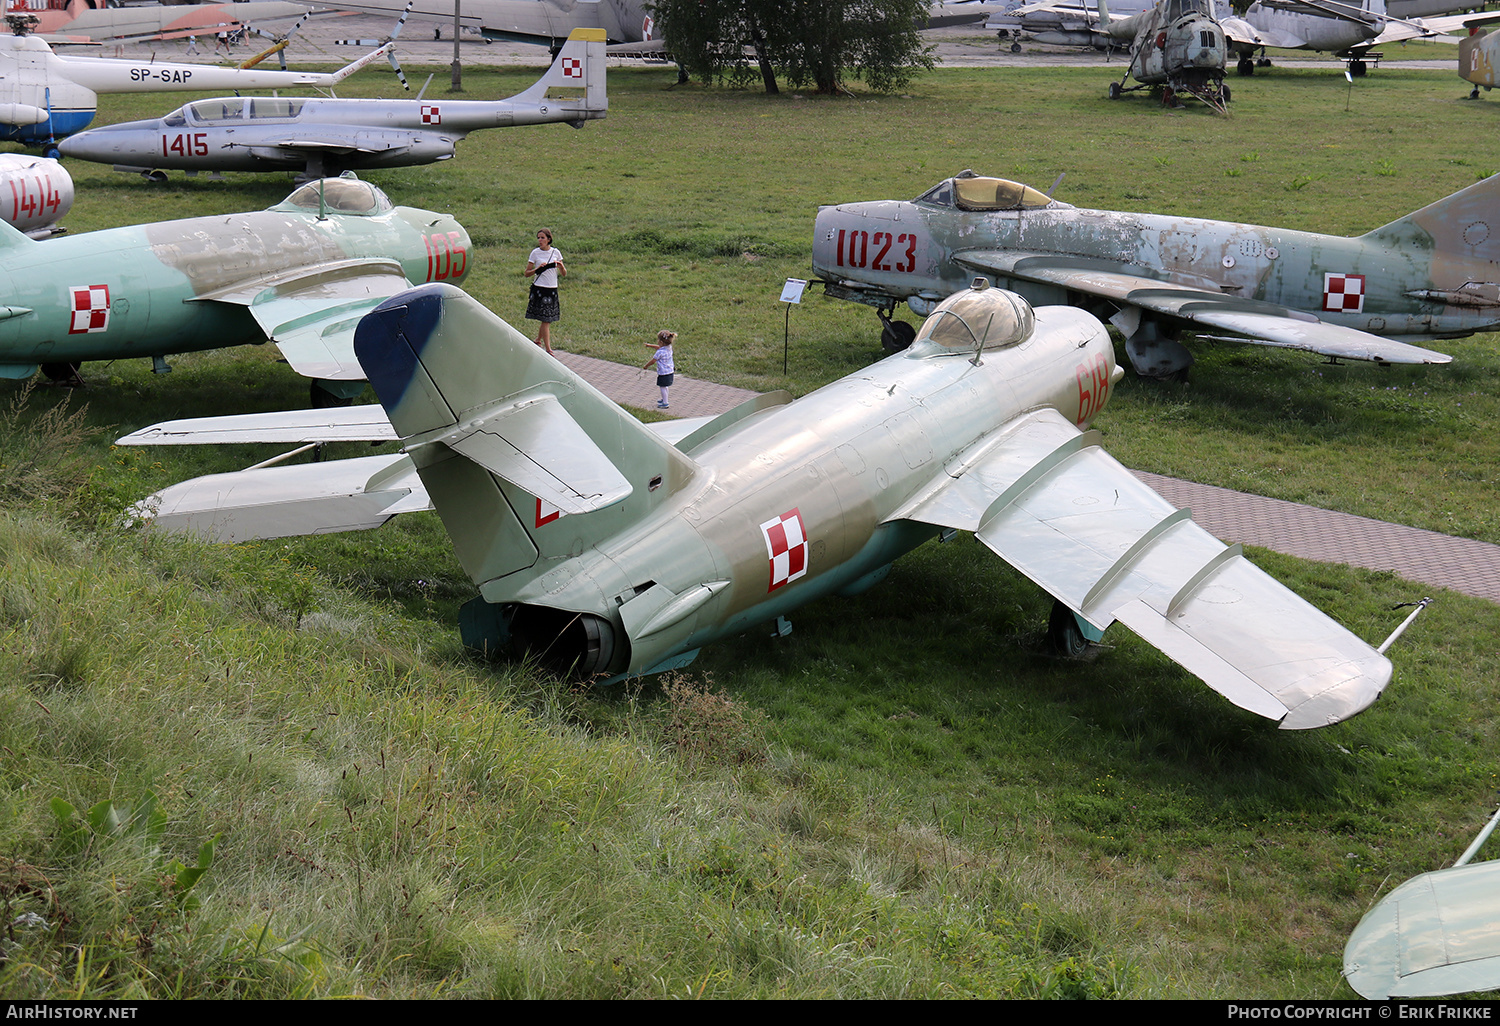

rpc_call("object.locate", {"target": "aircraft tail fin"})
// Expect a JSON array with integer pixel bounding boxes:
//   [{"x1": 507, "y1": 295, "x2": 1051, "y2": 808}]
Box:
[
  {"x1": 0, "y1": 217, "x2": 36, "y2": 252},
  {"x1": 1361, "y1": 172, "x2": 1500, "y2": 268},
  {"x1": 513, "y1": 28, "x2": 608, "y2": 115},
  {"x1": 353, "y1": 282, "x2": 696, "y2": 591}
]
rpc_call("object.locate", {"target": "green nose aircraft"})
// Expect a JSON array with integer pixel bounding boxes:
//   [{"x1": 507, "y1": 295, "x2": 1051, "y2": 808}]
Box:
[{"x1": 0, "y1": 174, "x2": 470, "y2": 405}]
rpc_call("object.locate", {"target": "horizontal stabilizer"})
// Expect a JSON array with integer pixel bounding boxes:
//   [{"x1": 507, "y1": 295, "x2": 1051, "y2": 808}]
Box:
[
  {"x1": 959, "y1": 251, "x2": 1453, "y2": 365},
  {"x1": 892, "y1": 408, "x2": 1390, "y2": 728},
  {"x1": 117, "y1": 405, "x2": 398, "y2": 446},
  {"x1": 1345, "y1": 860, "x2": 1500, "y2": 998},
  {"x1": 436, "y1": 394, "x2": 632, "y2": 516},
  {"x1": 132, "y1": 453, "x2": 428, "y2": 542},
  {"x1": 118, "y1": 407, "x2": 709, "y2": 451}
]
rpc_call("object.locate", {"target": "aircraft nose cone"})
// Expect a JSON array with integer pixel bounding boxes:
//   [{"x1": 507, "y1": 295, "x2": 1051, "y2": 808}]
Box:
[{"x1": 56, "y1": 134, "x2": 100, "y2": 160}]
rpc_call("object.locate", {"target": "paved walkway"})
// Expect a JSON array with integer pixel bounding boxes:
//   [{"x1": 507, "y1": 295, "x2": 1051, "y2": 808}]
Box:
[
  {"x1": 558, "y1": 351, "x2": 1500, "y2": 605},
  {"x1": 554, "y1": 350, "x2": 757, "y2": 420}
]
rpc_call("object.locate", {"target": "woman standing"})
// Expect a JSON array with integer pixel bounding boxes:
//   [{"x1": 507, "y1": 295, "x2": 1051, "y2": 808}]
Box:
[{"x1": 523, "y1": 228, "x2": 566, "y2": 354}]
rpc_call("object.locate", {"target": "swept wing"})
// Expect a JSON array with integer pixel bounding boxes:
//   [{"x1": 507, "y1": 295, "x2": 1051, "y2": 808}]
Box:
[
  {"x1": 1345, "y1": 806, "x2": 1500, "y2": 998},
  {"x1": 192, "y1": 258, "x2": 417, "y2": 381},
  {"x1": 889, "y1": 407, "x2": 1392, "y2": 729},
  {"x1": 132, "y1": 452, "x2": 429, "y2": 542},
  {"x1": 956, "y1": 250, "x2": 1453, "y2": 365}
]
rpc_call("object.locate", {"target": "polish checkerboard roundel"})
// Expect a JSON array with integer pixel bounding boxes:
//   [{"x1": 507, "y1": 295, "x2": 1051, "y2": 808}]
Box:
[
  {"x1": 68, "y1": 285, "x2": 110, "y2": 334},
  {"x1": 1323, "y1": 273, "x2": 1366, "y2": 314},
  {"x1": 562, "y1": 57, "x2": 582, "y2": 79},
  {"x1": 421, "y1": 105, "x2": 440, "y2": 125},
  {"x1": 761, "y1": 508, "x2": 809, "y2": 592}
]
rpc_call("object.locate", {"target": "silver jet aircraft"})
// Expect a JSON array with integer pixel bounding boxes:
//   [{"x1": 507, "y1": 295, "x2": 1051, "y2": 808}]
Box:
[
  {"x1": 59, "y1": 28, "x2": 607, "y2": 179},
  {"x1": 1229, "y1": 0, "x2": 1473, "y2": 77},
  {"x1": 0, "y1": 30, "x2": 394, "y2": 156},
  {"x1": 123, "y1": 281, "x2": 1403, "y2": 730},
  {"x1": 812, "y1": 169, "x2": 1474, "y2": 378}
]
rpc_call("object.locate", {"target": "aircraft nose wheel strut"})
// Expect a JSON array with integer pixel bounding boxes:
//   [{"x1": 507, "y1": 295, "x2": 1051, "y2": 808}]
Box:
[{"x1": 877, "y1": 308, "x2": 916, "y2": 353}]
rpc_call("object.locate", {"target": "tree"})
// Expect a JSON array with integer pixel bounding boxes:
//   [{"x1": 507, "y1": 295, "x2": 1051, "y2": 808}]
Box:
[{"x1": 652, "y1": 0, "x2": 936, "y2": 96}]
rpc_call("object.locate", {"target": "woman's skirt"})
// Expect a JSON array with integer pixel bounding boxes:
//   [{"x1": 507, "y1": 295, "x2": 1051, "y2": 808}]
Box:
[{"x1": 526, "y1": 284, "x2": 560, "y2": 323}]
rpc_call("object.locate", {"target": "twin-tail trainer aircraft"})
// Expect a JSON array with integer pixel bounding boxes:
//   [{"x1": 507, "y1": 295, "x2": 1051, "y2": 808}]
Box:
[
  {"x1": 812, "y1": 169, "x2": 1477, "y2": 378},
  {"x1": 122, "y1": 281, "x2": 1406, "y2": 730},
  {"x1": 58, "y1": 28, "x2": 607, "y2": 179},
  {"x1": 0, "y1": 175, "x2": 470, "y2": 404},
  {"x1": 0, "y1": 31, "x2": 395, "y2": 155}
]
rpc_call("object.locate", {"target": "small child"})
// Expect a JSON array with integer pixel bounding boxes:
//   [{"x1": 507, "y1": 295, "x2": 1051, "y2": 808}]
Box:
[{"x1": 642, "y1": 329, "x2": 676, "y2": 409}]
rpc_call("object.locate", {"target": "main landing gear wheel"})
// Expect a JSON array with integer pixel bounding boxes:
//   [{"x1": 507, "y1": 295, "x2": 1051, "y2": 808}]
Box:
[
  {"x1": 41, "y1": 362, "x2": 82, "y2": 386},
  {"x1": 1108, "y1": 81, "x2": 1123, "y2": 100},
  {"x1": 310, "y1": 381, "x2": 355, "y2": 408},
  {"x1": 1349, "y1": 60, "x2": 1367, "y2": 76},
  {"x1": 42, "y1": 144, "x2": 60, "y2": 160},
  {"x1": 1010, "y1": 41, "x2": 1021, "y2": 53},
  {"x1": 1048, "y1": 600, "x2": 1089, "y2": 658},
  {"x1": 1237, "y1": 58, "x2": 1254, "y2": 76}
]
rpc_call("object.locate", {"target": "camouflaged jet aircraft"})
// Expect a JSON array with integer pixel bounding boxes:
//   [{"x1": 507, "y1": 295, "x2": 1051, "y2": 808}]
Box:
[
  {"x1": 121, "y1": 280, "x2": 1402, "y2": 730},
  {"x1": 58, "y1": 28, "x2": 608, "y2": 179},
  {"x1": 812, "y1": 169, "x2": 1473, "y2": 378},
  {"x1": 0, "y1": 175, "x2": 469, "y2": 404}
]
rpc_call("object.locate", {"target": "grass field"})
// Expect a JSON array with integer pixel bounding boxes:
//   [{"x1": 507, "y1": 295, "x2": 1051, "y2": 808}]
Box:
[{"x1": 2, "y1": 57, "x2": 1499, "y2": 998}]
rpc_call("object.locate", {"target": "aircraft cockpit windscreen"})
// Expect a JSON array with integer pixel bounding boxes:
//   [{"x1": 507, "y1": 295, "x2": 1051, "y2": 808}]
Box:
[
  {"x1": 250, "y1": 98, "x2": 305, "y2": 120},
  {"x1": 916, "y1": 175, "x2": 1066, "y2": 211},
  {"x1": 915, "y1": 285, "x2": 1035, "y2": 353},
  {"x1": 188, "y1": 98, "x2": 246, "y2": 122},
  {"x1": 275, "y1": 178, "x2": 395, "y2": 216},
  {"x1": 954, "y1": 176, "x2": 1055, "y2": 212}
]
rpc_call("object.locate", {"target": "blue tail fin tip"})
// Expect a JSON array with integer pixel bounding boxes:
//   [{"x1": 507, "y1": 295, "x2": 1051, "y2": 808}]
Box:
[{"x1": 355, "y1": 283, "x2": 451, "y2": 411}]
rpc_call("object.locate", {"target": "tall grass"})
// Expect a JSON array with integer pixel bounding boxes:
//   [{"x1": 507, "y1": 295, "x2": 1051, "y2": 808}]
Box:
[{"x1": 0, "y1": 63, "x2": 1498, "y2": 998}]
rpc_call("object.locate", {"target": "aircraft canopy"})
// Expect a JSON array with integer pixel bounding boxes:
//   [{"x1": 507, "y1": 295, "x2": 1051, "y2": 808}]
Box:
[
  {"x1": 915, "y1": 283, "x2": 1035, "y2": 352},
  {"x1": 917, "y1": 174, "x2": 1066, "y2": 212},
  {"x1": 274, "y1": 177, "x2": 395, "y2": 217},
  {"x1": 177, "y1": 97, "x2": 308, "y2": 124}
]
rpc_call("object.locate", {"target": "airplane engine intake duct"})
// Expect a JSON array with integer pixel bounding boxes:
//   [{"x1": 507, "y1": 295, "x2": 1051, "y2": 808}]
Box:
[{"x1": 509, "y1": 605, "x2": 618, "y2": 678}]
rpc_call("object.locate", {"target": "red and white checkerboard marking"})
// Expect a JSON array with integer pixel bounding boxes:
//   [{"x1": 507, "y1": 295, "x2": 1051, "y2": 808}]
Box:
[
  {"x1": 421, "y1": 104, "x2": 440, "y2": 125},
  {"x1": 1323, "y1": 273, "x2": 1366, "y2": 314},
  {"x1": 761, "y1": 508, "x2": 809, "y2": 592},
  {"x1": 68, "y1": 284, "x2": 110, "y2": 334},
  {"x1": 561, "y1": 56, "x2": 582, "y2": 79},
  {"x1": 535, "y1": 497, "x2": 562, "y2": 527}
]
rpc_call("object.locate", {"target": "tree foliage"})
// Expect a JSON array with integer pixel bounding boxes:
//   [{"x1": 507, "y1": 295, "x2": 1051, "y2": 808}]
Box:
[{"x1": 652, "y1": 0, "x2": 936, "y2": 95}]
